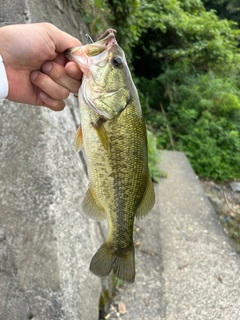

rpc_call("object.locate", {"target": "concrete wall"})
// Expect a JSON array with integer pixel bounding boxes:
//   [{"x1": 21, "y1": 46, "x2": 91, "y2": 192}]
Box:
[{"x1": 0, "y1": 1, "x2": 104, "y2": 319}]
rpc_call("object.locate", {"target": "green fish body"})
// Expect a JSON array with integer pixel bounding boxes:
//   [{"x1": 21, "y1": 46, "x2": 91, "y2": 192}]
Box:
[{"x1": 66, "y1": 30, "x2": 155, "y2": 282}]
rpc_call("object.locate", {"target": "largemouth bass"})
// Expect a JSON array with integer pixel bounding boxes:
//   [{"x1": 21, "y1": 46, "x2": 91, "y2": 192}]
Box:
[{"x1": 66, "y1": 30, "x2": 155, "y2": 283}]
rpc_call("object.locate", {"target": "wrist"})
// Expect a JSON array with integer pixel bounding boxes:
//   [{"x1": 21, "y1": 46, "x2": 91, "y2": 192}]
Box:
[{"x1": 0, "y1": 55, "x2": 9, "y2": 99}]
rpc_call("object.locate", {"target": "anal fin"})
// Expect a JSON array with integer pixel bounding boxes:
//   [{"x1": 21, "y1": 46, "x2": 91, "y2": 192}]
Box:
[{"x1": 82, "y1": 186, "x2": 107, "y2": 220}]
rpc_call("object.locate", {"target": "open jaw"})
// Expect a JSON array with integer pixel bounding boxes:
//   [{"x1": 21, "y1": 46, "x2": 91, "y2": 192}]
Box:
[{"x1": 65, "y1": 31, "x2": 117, "y2": 68}]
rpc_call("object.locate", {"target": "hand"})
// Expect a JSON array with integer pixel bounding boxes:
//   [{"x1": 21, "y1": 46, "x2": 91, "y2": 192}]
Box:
[{"x1": 0, "y1": 23, "x2": 83, "y2": 110}]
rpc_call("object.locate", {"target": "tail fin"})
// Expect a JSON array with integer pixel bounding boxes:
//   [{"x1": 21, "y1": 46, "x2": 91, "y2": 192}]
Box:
[
  {"x1": 89, "y1": 243, "x2": 135, "y2": 283},
  {"x1": 113, "y1": 247, "x2": 135, "y2": 283},
  {"x1": 89, "y1": 243, "x2": 115, "y2": 278}
]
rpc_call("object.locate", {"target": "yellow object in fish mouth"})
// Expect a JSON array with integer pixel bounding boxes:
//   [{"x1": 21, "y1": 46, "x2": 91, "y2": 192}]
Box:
[{"x1": 65, "y1": 29, "x2": 155, "y2": 283}]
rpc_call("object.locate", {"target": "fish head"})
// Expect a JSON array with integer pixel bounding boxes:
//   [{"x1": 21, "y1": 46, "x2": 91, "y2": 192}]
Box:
[
  {"x1": 65, "y1": 31, "x2": 116, "y2": 76},
  {"x1": 65, "y1": 30, "x2": 139, "y2": 119}
]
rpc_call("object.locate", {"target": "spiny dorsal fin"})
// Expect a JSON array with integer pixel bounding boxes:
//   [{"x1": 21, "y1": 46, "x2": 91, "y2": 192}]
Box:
[{"x1": 136, "y1": 173, "x2": 155, "y2": 219}]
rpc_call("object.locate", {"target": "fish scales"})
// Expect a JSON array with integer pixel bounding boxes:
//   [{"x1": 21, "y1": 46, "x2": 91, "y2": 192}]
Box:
[
  {"x1": 65, "y1": 29, "x2": 155, "y2": 282},
  {"x1": 82, "y1": 99, "x2": 147, "y2": 247}
]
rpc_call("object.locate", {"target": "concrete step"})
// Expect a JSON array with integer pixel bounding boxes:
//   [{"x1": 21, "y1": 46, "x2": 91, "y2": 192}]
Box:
[{"x1": 108, "y1": 151, "x2": 240, "y2": 320}]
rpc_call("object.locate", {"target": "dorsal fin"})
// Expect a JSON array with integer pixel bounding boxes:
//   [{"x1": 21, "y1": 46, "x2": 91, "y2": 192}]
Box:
[{"x1": 136, "y1": 173, "x2": 155, "y2": 219}]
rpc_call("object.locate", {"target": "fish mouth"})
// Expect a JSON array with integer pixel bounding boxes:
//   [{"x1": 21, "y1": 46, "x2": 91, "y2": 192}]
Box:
[
  {"x1": 65, "y1": 31, "x2": 117, "y2": 61},
  {"x1": 65, "y1": 30, "x2": 118, "y2": 120}
]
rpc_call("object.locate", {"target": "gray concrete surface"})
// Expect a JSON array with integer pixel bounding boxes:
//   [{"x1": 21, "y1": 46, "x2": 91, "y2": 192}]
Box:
[
  {"x1": 109, "y1": 151, "x2": 240, "y2": 320},
  {"x1": 0, "y1": 1, "x2": 104, "y2": 319}
]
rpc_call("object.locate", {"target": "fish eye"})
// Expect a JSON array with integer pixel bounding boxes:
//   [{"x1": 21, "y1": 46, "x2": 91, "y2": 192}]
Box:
[{"x1": 112, "y1": 56, "x2": 123, "y2": 68}]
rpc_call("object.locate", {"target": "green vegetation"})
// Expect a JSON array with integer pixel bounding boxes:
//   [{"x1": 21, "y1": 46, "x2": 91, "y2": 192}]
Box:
[
  {"x1": 202, "y1": 0, "x2": 240, "y2": 28},
  {"x1": 147, "y1": 130, "x2": 167, "y2": 181},
  {"x1": 156, "y1": 67, "x2": 240, "y2": 180},
  {"x1": 225, "y1": 214, "x2": 240, "y2": 253},
  {"x1": 78, "y1": 0, "x2": 240, "y2": 181}
]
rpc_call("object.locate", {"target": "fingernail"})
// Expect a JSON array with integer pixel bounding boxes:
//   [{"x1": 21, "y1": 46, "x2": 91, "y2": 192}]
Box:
[
  {"x1": 40, "y1": 91, "x2": 48, "y2": 100},
  {"x1": 42, "y1": 61, "x2": 52, "y2": 73},
  {"x1": 30, "y1": 71, "x2": 39, "y2": 81}
]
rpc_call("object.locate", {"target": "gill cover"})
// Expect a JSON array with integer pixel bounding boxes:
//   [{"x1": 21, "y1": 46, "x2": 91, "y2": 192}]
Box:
[{"x1": 66, "y1": 31, "x2": 131, "y2": 120}]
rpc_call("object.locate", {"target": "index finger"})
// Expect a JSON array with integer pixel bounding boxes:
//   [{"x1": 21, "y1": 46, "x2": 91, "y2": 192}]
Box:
[
  {"x1": 46, "y1": 24, "x2": 82, "y2": 53},
  {"x1": 53, "y1": 52, "x2": 66, "y2": 66},
  {"x1": 65, "y1": 61, "x2": 82, "y2": 80}
]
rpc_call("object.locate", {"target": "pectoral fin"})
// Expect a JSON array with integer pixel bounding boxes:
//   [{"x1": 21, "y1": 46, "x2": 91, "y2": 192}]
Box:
[
  {"x1": 92, "y1": 120, "x2": 109, "y2": 151},
  {"x1": 82, "y1": 186, "x2": 107, "y2": 220},
  {"x1": 74, "y1": 125, "x2": 83, "y2": 152},
  {"x1": 136, "y1": 174, "x2": 155, "y2": 219}
]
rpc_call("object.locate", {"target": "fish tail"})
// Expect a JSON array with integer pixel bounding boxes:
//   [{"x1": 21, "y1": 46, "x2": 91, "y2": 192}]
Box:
[
  {"x1": 89, "y1": 243, "x2": 135, "y2": 283},
  {"x1": 89, "y1": 243, "x2": 115, "y2": 278},
  {"x1": 113, "y1": 245, "x2": 135, "y2": 283}
]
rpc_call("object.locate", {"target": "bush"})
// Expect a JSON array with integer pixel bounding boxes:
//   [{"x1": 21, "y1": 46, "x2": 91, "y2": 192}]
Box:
[{"x1": 156, "y1": 68, "x2": 240, "y2": 180}]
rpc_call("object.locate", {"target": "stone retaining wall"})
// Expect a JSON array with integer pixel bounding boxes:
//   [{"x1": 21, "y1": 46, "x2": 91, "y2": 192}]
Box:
[{"x1": 0, "y1": 1, "x2": 103, "y2": 319}]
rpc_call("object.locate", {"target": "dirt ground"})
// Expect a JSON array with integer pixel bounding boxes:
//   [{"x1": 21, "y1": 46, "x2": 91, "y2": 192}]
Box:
[{"x1": 200, "y1": 180, "x2": 240, "y2": 253}]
